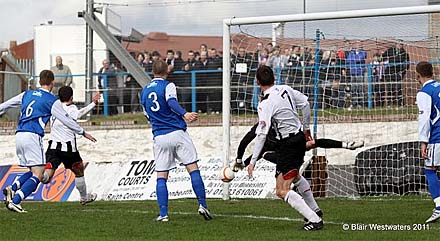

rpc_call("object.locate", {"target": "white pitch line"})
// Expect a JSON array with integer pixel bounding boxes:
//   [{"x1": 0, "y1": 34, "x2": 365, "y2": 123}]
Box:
[
  {"x1": 83, "y1": 209, "x2": 440, "y2": 229},
  {"x1": 82, "y1": 208, "x2": 344, "y2": 225}
]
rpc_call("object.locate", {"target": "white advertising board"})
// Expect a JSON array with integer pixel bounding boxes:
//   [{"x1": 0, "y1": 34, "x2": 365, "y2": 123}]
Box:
[{"x1": 102, "y1": 158, "x2": 277, "y2": 201}]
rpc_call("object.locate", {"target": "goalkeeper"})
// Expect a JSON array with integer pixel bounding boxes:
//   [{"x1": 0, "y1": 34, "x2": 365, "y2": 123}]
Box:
[
  {"x1": 233, "y1": 122, "x2": 363, "y2": 223},
  {"x1": 233, "y1": 122, "x2": 365, "y2": 171}
]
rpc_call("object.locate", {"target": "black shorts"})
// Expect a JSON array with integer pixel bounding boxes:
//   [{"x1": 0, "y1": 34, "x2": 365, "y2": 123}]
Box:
[
  {"x1": 275, "y1": 131, "x2": 306, "y2": 178},
  {"x1": 46, "y1": 145, "x2": 83, "y2": 170}
]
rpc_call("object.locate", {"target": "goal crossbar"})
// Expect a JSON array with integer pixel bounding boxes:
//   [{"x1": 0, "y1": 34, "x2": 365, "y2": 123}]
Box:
[{"x1": 223, "y1": 5, "x2": 440, "y2": 26}]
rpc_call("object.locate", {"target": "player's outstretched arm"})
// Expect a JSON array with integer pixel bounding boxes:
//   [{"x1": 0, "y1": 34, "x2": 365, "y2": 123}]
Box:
[
  {"x1": 292, "y1": 89, "x2": 312, "y2": 140},
  {"x1": 300, "y1": 102, "x2": 312, "y2": 141},
  {"x1": 248, "y1": 133, "x2": 267, "y2": 177},
  {"x1": 0, "y1": 92, "x2": 24, "y2": 116},
  {"x1": 83, "y1": 132, "x2": 97, "y2": 143},
  {"x1": 77, "y1": 93, "x2": 100, "y2": 118}
]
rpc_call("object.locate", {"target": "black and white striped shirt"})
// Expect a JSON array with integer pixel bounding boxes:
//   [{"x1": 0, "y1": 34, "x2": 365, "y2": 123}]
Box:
[{"x1": 49, "y1": 102, "x2": 95, "y2": 152}]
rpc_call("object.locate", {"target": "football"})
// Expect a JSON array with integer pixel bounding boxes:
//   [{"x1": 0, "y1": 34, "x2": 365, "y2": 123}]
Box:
[{"x1": 219, "y1": 166, "x2": 235, "y2": 183}]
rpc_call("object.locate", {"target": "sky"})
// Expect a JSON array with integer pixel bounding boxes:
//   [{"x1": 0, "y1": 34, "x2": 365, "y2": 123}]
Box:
[{"x1": 0, "y1": 0, "x2": 429, "y2": 47}]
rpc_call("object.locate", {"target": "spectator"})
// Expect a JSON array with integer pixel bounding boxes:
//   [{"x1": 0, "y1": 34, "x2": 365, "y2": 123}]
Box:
[
  {"x1": 302, "y1": 47, "x2": 313, "y2": 63},
  {"x1": 281, "y1": 48, "x2": 290, "y2": 67},
  {"x1": 317, "y1": 51, "x2": 332, "y2": 108},
  {"x1": 200, "y1": 44, "x2": 208, "y2": 53},
  {"x1": 279, "y1": 47, "x2": 291, "y2": 84},
  {"x1": 143, "y1": 51, "x2": 151, "y2": 64},
  {"x1": 50, "y1": 56, "x2": 72, "y2": 95},
  {"x1": 97, "y1": 59, "x2": 118, "y2": 115},
  {"x1": 230, "y1": 47, "x2": 254, "y2": 113},
  {"x1": 287, "y1": 45, "x2": 303, "y2": 87},
  {"x1": 194, "y1": 51, "x2": 212, "y2": 113},
  {"x1": 170, "y1": 51, "x2": 184, "y2": 72},
  {"x1": 303, "y1": 55, "x2": 316, "y2": 98},
  {"x1": 258, "y1": 48, "x2": 269, "y2": 67},
  {"x1": 194, "y1": 51, "x2": 216, "y2": 70},
  {"x1": 143, "y1": 52, "x2": 152, "y2": 71},
  {"x1": 124, "y1": 53, "x2": 145, "y2": 112},
  {"x1": 249, "y1": 42, "x2": 264, "y2": 69},
  {"x1": 382, "y1": 41, "x2": 409, "y2": 107},
  {"x1": 165, "y1": 49, "x2": 175, "y2": 72},
  {"x1": 184, "y1": 50, "x2": 197, "y2": 71},
  {"x1": 209, "y1": 48, "x2": 222, "y2": 69},
  {"x1": 136, "y1": 53, "x2": 146, "y2": 70},
  {"x1": 267, "y1": 46, "x2": 282, "y2": 69},
  {"x1": 255, "y1": 42, "x2": 264, "y2": 59},
  {"x1": 337, "y1": 46, "x2": 346, "y2": 59},
  {"x1": 194, "y1": 51, "x2": 201, "y2": 62},
  {"x1": 265, "y1": 43, "x2": 274, "y2": 54},
  {"x1": 232, "y1": 47, "x2": 251, "y2": 71},
  {"x1": 371, "y1": 52, "x2": 385, "y2": 107},
  {"x1": 346, "y1": 42, "x2": 367, "y2": 108},
  {"x1": 329, "y1": 51, "x2": 347, "y2": 108},
  {"x1": 146, "y1": 51, "x2": 161, "y2": 73}
]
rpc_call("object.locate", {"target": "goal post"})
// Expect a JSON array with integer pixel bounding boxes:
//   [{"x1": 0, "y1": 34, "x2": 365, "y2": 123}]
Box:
[
  {"x1": 222, "y1": 5, "x2": 440, "y2": 199},
  {"x1": 222, "y1": 22, "x2": 231, "y2": 200}
]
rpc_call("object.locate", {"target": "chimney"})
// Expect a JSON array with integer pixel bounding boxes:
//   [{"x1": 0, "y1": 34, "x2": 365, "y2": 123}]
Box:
[{"x1": 9, "y1": 40, "x2": 17, "y2": 50}]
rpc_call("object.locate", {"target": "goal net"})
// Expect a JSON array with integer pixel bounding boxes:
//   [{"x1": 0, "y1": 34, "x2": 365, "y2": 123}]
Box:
[{"x1": 223, "y1": 6, "x2": 440, "y2": 197}]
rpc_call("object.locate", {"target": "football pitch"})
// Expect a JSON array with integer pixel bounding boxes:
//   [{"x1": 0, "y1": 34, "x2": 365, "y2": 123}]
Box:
[{"x1": 0, "y1": 198, "x2": 438, "y2": 241}]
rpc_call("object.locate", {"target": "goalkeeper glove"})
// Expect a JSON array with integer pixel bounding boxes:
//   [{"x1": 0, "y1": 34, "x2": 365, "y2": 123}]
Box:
[{"x1": 232, "y1": 158, "x2": 245, "y2": 172}]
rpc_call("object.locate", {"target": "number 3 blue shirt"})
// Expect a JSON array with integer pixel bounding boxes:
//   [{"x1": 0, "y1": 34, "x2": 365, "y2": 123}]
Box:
[{"x1": 140, "y1": 78, "x2": 187, "y2": 137}]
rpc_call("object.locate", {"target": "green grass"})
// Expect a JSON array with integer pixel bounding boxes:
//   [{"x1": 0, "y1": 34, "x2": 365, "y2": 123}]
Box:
[
  {"x1": 318, "y1": 106, "x2": 418, "y2": 116},
  {"x1": 88, "y1": 112, "x2": 224, "y2": 125},
  {"x1": 89, "y1": 112, "x2": 147, "y2": 124},
  {"x1": 1, "y1": 105, "x2": 418, "y2": 124},
  {"x1": 87, "y1": 107, "x2": 418, "y2": 125},
  {"x1": 0, "y1": 198, "x2": 438, "y2": 241}
]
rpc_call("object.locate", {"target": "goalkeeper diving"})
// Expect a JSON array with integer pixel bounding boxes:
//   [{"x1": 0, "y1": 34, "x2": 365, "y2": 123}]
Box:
[{"x1": 232, "y1": 122, "x2": 365, "y2": 171}]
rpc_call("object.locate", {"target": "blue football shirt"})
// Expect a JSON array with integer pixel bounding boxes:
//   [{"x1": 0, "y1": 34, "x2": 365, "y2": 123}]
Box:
[
  {"x1": 140, "y1": 78, "x2": 187, "y2": 137},
  {"x1": 16, "y1": 89, "x2": 58, "y2": 136}
]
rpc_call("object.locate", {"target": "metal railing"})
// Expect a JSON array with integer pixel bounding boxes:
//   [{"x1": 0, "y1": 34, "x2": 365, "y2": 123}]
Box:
[{"x1": 29, "y1": 61, "x2": 425, "y2": 117}]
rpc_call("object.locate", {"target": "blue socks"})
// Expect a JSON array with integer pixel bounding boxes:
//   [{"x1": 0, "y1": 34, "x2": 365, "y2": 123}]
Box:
[
  {"x1": 11, "y1": 171, "x2": 32, "y2": 192},
  {"x1": 425, "y1": 169, "x2": 440, "y2": 210},
  {"x1": 156, "y1": 170, "x2": 207, "y2": 217},
  {"x1": 12, "y1": 176, "x2": 40, "y2": 205},
  {"x1": 190, "y1": 170, "x2": 207, "y2": 209},
  {"x1": 156, "y1": 178, "x2": 169, "y2": 217}
]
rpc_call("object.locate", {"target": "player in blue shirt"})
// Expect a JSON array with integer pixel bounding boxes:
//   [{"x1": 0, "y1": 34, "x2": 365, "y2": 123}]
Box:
[
  {"x1": 0, "y1": 70, "x2": 96, "y2": 213},
  {"x1": 416, "y1": 61, "x2": 440, "y2": 223},
  {"x1": 140, "y1": 60, "x2": 212, "y2": 222}
]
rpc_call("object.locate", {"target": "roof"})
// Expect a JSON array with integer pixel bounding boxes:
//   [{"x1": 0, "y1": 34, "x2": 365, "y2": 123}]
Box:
[
  {"x1": 122, "y1": 32, "x2": 223, "y2": 56},
  {"x1": 10, "y1": 39, "x2": 34, "y2": 59}
]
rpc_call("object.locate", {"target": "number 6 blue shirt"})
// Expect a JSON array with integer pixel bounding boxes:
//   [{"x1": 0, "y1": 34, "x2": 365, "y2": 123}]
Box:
[{"x1": 17, "y1": 89, "x2": 58, "y2": 136}]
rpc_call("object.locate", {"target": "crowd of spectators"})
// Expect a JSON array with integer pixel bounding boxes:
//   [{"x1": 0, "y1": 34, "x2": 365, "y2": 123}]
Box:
[
  {"x1": 230, "y1": 40, "x2": 410, "y2": 110},
  {"x1": 101, "y1": 40, "x2": 410, "y2": 115}
]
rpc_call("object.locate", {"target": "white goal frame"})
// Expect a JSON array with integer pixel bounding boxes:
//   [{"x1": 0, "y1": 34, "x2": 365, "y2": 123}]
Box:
[{"x1": 221, "y1": 5, "x2": 440, "y2": 200}]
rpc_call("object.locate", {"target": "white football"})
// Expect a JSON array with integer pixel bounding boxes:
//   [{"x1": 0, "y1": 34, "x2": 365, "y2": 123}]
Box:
[{"x1": 219, "y1": 166, "x2": 235, "y2": 183}]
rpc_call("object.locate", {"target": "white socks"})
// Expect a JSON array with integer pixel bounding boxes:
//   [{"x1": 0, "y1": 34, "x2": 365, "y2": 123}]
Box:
[
  {"x1": 42, "y1": 172, "x2": 50, "y2": 184},
  {"x1": 75, "y1": 176, "x2": 87, "y2": 200},
  {"x1": 284, "y1": 190, "x2": 321, "y2": 223},
  {"x1": 435, "y1": 197, "x2": 440, "y2": 208},
  {"x1": 294, "y1": 176, "x2": 320, "y2": 212}
]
